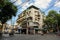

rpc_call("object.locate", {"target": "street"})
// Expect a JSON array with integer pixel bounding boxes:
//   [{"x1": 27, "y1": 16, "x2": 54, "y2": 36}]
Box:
[{"x1": 0, "y1": 34, "x2": 60, "y2": 40}]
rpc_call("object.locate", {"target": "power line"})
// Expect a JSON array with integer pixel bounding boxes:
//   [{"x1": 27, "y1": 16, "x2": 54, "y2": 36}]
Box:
[
  {"x1": 44, "y1": 1, "x2": 56, "y2": 12},
  {"x1": 12, "y1": 0, "x2": 17, "y2": 4},
  {"x1": 11, "y1": 0, "x2": 30, "y2": 24},
  {"x1": 44, "y1": 0, "x2": 60, "y2": 12},
  {"x1": 17, "y1": 0, "x2": 35, "y2": 13},
  {"x1": 17, "y1": 0, "x2": 30, "y2": 9},
  {"x1": 10, "y1": 0, "x2": 18, "y2": 4}
]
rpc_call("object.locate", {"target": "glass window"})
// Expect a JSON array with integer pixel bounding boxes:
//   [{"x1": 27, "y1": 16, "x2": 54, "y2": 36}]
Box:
[
  {"x1": 29, "y1": 11, "x2": 31, "y2": 13},
  {"x1": 35, "y1": 11, "x2": 39, "y2": 15}
]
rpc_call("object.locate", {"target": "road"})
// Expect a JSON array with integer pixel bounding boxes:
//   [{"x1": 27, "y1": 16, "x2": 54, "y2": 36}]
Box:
[{"x1": 0, "y1": 34, "x2": 60, "y2": 40}]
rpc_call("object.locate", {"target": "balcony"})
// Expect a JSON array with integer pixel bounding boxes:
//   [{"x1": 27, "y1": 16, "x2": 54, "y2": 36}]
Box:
[
  {"x1": 29, "y1": 22, "x2": 39, "y2": 27},
  {"x1": 17, "y1": 16, "x2": 26, "y2": 21},
  {"x1": 35, "y1": 15, "x2": 40, "y2": 17}
]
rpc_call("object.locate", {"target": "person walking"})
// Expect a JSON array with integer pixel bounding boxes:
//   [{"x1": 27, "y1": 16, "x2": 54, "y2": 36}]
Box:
[{"x1": 18, "y1": 26, "x2": 22, "y2": 34}]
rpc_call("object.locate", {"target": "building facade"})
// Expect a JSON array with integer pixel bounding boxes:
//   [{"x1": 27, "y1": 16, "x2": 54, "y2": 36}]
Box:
[{"x1": 17, "y1": 5, "x2": 45, "y2": 34}]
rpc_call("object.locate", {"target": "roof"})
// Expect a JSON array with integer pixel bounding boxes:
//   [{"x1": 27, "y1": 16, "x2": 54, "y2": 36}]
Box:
[
  {"x1": 18, "y1": 5, "x2": 39, "y2": 16},
  {"x1": 18, "y1": 5, "x2": 45, "y2": 17},
  {"x1": 27, "y1": 5, "x2": 39, "y2": 10}
]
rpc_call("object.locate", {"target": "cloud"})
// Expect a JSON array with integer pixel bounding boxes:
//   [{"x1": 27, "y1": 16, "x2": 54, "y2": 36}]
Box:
[
  {"x1": 21, "y1": 0, "x2": 52, "y2": 10},
  {"x1": 10, "y1": 0, "x2": 22, "y2": 6},
  {"x1": 18, "y1": 2, "x2": 33, "y2": 12},
  {"x1": 10, "y1": 0, "x2": 17, "y2": 2},
  {"x1": 34, "y1": 0, "x2": 52, "y2": 9},
  {"x1": 22, "y1": 2, "x2": 33, "y2": 9},
  {"x1": 55, "y1": 2, "x2": 60, "y2": 7},
  {"x1": 17, "y1": 0, "x2": 52, "y2": 13},
  {"x1": 15, "y1": 0, "x2": 22, "y2": 6}
]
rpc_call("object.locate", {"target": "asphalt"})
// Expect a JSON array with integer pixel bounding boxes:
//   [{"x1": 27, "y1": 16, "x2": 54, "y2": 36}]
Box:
[{"x1": 0, "y1": 34, "x2": 60, "y2": 40}]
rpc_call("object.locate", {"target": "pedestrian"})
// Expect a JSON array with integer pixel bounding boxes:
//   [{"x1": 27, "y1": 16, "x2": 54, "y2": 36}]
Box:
[{"x1": 18, "y1": 26, "x2": 22, "y2": 34}]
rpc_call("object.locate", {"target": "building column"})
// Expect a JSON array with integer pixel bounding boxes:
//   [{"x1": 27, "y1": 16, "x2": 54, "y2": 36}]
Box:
[
  {"x1": 33, "y1": 29, "x2": 35, "y2": 34},
  {"x1": 26, "y1": 28, "x2": 28, "y2": 34},
  {"x1": 38, "y1": 24, "x2": 43, "y2": 34}
]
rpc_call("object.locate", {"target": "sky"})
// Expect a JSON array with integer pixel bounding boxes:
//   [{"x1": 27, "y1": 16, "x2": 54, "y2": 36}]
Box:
[{"x1": 7, "y1": 0, "x2": 60, "y2": 25}]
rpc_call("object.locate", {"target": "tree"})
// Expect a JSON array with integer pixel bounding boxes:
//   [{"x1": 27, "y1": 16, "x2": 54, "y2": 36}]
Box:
[
  {"x1": 56, "y1": 14, "x2": 60, "y2": 30},
  {"x1": 44, "y1": 10, "x2": 59, "y2": 32},
  {"x1": 0, "y1": 0, "x2": 17, "y2": 36}
]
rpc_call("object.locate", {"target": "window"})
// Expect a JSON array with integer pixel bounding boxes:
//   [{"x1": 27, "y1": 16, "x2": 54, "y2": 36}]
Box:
[
  {"x1": 27, "y1": 12, "x2": 28, "y2": 14},
  {"x1": 37, "y1": 12, "x2": 39, "y2": 15},
  {"x1": 37, "y1": 15, "x2": 40, "y2": 17},
  {"x1": 27, "y1": 12, "x2": 30, "y2": 16},
  {"x1": 38, "y1": 18, "x2": 40, "y2": 21},
  {"x1": 21, "y1": 14, "x2": 23, "y2": 16},
  {"x1": 29, "y1": 17, "x2": 32, "y2": 20},
  {"x1": 35, "y1": 11, "x2": 37, "y2": 13},
  {"x1": 35, "y1": 11, "x2": 40, "y2": 16},
  {"x1": 27, "y1": 17, "x2": 32, "y2": 20},
  {"x1": 38, "y1": 18, "x2": 40, "y2": 19},
  {"x1": 29, "y1": 11, "x2": 31, "y2": 13},
  {"x1": 35, "y1": 11, "x2": 37, "y2": 15},
  {"x1": 35, "y1": 18, "x2": 37, "y2": 20},
  {"x1": 28, "y1": 22, "x2": 29, "y2": 25}
]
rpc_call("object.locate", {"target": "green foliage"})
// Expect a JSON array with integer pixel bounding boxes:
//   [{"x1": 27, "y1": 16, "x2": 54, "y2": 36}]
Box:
[
  {"x1": 48, "y1": 10, "x2": 58, "y2": 17},
  {"x1": 56, "y1": 14, "x2": 60, "y2": 26},
  {"x1": 0, "y1": 0, "x2": 17, "y2": 24},
  {"x1": 44, "y1": 10, "x2": 60, "y2": 31},
  {"x1": 46, "y1": 10, "x2": 58, "y2": 25},
  {"x1": 0, "y1": 0, "x2": 9, "y2": 8}
]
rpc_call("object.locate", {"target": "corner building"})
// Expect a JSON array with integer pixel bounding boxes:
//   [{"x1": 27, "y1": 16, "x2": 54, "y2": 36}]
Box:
[{"x1": 17, "y1": 5, "x2": 45, "y2": 34}]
